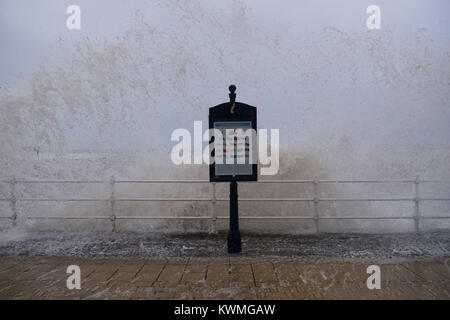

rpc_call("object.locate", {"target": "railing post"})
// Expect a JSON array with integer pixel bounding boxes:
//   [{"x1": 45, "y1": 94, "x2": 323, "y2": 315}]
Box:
[
  {"x1": 313, "y1": 177, "x2": 319, "y2": 233},
  {"x1": 210, "y1": 182, "x2": 217, "y2": 234},
  {"x1": 414, "y1": 175, "x2": 420, "y2": 233},
  {"x1": 10, "y1": 176, "x2": 17, "y2": 227},
  {"x1": 110, "y1": 175, "x2": 116, "y2": 232}
]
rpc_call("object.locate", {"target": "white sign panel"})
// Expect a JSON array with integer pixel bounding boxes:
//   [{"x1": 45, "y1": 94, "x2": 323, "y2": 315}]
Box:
[{"x1": 214, "y1": 121, "x2": 253, "y2": 176}]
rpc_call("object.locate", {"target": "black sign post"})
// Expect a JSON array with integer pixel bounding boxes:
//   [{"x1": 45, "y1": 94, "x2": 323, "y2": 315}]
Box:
[
  {"x1": 228, "y1": 178, "x2": 240, "y2": 253},
  {"x1": 209, "y1": 85, "x2": 257, "y2": 254}
]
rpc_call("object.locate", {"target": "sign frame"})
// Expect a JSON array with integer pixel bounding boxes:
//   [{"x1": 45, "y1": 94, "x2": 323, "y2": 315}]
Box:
[{"x1": 209, "y1": 101, "x2": 257, "y2": 182}]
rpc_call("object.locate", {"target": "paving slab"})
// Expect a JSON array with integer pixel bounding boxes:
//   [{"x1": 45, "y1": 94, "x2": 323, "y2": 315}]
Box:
[
  {"x1": 1, "y1": 256, "x2": 449, "y2": 299},
  {"x1": 0, "y1": 231, "x2": 449, "y2": 299}
]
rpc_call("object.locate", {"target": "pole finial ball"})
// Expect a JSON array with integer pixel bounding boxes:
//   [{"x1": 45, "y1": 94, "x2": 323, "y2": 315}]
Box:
[{"x1": 229, "y1": 84, "x2": 236, "y2": 93}]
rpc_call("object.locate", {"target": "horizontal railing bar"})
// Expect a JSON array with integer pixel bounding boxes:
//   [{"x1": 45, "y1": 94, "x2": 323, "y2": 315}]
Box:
[
  {"x1": 216, "y1": 198, "x2": 313, "y2": 201},
  {"x1": 319, "y1": 216, "x2": 414, "y2": 220},
  {"x1": 418, "y1": 180, "x2": 450, "y2": 183},
  {"x1": 0, "y1": 179, "x2": 449, "y2": 184},
  {"x1": 23, "y1": 215, "x2": 450, "y2": 220},
  {"x1": 19, "y1": 199, "x2": 109, "y2": 202},
  {"x1": 420, "y1": 216, "x2": 450, "y2": 219},
  {"x1": 218, "y1": 198, "x2": 413, "y2": 201},
  {"x1": 15, "y1": 180, "x2": 108, "y2": 184},
  {"x1": 3, "y1": 197, "x2": 314, "y2": 202},
  {"x1": 27, "y1": 216, "x2": 211, "y2": 220},
  {"x1": 242, "y1": 198, "x2": 314, "y2": 201},
  {"x1": 320, "y1": 216, "x2": 450, "y2": 219},
  {"x1": 116, "y1": 198, "x2": 212, "y2": 201},
  {"x1": 115, "y1": 216, "x2": 211, "y2": 219},
  {"x1": 217, "y1": 216, "x2": 314, "y2": 219},
  {"x1": 116, "y1": 179, "x2": 446, "y2": 184},
  {"x1": 27, "y1": 216, "x2": 110, "y2": 219},
  {"x1": 318, "y1": 179, "x2": 415, "y2": 183},
  {"x1": 318, "y1": 198, "x2": 414, "y2": 201},
  {"x1": 8, "y1": 197, "x2": 449, "y2": 202},
  {"x1": 257, "y1": 180, "x2": 314, "y2": 183},
  {"x1": 116, "y1": 180, "x2": 209, "y2": 183}
]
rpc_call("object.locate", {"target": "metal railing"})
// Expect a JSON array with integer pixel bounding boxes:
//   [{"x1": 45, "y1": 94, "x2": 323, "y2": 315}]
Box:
[{"x1": 0, "y1": 176, "x2": 449, "y2": 233}]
